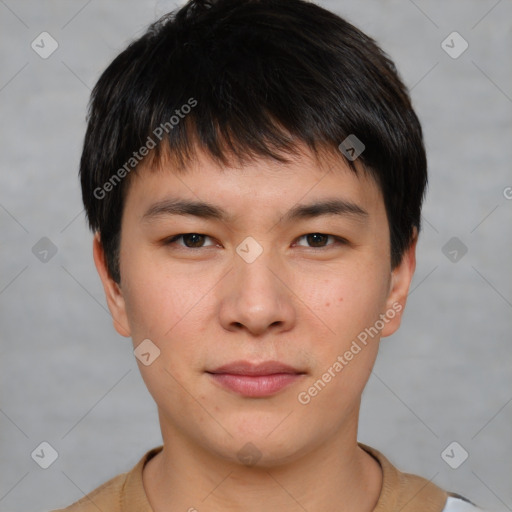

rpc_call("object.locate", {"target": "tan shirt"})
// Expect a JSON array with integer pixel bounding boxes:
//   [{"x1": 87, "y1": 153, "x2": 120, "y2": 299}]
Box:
[{"x1": 52, "y1": 443, "x2": 452, "y2": 512}]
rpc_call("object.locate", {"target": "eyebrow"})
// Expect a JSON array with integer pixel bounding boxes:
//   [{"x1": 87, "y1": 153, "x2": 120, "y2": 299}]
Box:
[{"x1": 141, "y1": 197, "x2": 368, "y2": 224}]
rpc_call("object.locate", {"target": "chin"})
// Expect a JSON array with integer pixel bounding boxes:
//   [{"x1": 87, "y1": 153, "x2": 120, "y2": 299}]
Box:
[{"x1": 204, "y1": 425, "x2": 314, "y2": 469}]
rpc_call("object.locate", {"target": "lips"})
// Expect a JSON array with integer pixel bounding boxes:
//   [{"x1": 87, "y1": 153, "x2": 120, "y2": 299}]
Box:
[
  {"x1": 206, "y1": 360, "x2": 306, "y2": 397},
  {"x1": 208, "y1": 360, "x2": 304, "y2": 376}
]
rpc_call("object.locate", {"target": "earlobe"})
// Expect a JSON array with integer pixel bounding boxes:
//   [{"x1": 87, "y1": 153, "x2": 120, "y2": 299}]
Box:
[
  {"x1": 92, "y1": 233, "x2": 131, "y2": 338},
  {"x1": 380, "y1": 230, "x2": 418, "y2": 338}
]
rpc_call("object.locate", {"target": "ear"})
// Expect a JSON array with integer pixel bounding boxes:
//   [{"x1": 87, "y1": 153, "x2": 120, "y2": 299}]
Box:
[
  {"x1": 380, "y1": 229, "x2": 418, "y2": 338},
  {"x1": 92, "y1": 232, "x2": 131, "y2": 337}
]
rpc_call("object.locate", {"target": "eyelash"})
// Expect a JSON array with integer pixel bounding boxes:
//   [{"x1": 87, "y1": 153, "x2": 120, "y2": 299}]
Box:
[{"x1": 163, "y1": 233, "x2": 348, "y2": 250}]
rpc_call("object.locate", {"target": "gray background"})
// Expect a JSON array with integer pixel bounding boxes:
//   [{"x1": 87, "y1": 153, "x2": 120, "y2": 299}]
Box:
[{"x1": 1, "y1": 0, "x2": 511, "y2": 510}]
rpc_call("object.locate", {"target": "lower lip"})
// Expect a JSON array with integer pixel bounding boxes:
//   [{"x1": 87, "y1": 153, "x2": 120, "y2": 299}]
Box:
[{"x1": 208, "y1": 373, "x2": 303, "y2": 397}]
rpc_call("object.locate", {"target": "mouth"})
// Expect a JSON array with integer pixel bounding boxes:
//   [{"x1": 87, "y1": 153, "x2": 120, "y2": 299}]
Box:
[{"x1": 206, "y1": 360, "x2": 306, "y2": 398}]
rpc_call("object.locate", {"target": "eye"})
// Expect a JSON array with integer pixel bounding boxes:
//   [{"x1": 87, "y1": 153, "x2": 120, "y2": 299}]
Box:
[
  {"x1": 163, "y1": 232, "x2": 346, "y2": 250},
  {"x1": 164, "y1": 233, "x2": 216, "y2": 248},
  {"x1": 294, "y1": 233, "x2": 346, "y2": 249}
]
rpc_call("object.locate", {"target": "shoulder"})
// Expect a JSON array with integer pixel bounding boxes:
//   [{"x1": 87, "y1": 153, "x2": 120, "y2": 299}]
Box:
[
  {"x1": 49, "y1": 446, "x2": 163, "y2": 512},
  {"x1": 358, "y1": 443, "x2": 486, "y2": 512},
  {"x1": 50, "y1": 471, "x2": 128, "y2": 512}
]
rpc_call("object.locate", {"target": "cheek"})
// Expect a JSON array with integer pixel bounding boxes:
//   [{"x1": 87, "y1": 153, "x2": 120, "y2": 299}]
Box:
[
  {"x1": 296, "y1": 262, "x2": 389, "y2": 395},
  {"x1": 312, "y1": 263, "x2": 390, "y2": 338},
  {"x1": 122, "y1": 264, "x2": 212, "y2": 392},
  {"x1": 120, "y1": 256, "x2": 209, "y2": 342},
  {"x1": 297, "y1": 273, "x2": 386, "y2": 416}
]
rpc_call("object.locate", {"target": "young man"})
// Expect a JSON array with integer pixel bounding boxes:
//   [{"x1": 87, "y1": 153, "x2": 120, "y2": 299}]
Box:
[{"x1": 55, "y1": 0, "x2": 484, "y2": 510}]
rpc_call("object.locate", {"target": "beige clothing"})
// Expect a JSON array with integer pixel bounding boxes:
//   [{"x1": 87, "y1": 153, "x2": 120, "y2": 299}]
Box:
[{"x1": 52, "y1": 443, "x2": 454, "y2": 512}]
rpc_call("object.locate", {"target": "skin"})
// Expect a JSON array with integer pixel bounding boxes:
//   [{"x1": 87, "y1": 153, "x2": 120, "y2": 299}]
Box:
[{"x1": 93, "y1": 144, "x2": 417, "y2": 512}]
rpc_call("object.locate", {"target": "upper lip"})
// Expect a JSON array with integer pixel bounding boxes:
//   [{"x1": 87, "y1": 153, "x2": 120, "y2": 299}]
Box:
[{"x1": 207, "y1": 360, "x2": 304, "y2": 376}]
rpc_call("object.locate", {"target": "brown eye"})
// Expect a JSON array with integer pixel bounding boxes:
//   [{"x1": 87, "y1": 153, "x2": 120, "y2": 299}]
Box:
[
  {"x1": 295, "y1": 233, "x2": 342, "y2": 248},
  {"x1": 164, "y1": 233, "x2": 215, "y2": 248},
  {"x1": 306, "y1": 233, "x2": 329, "y2": 247},
  {"x1": 182, "y1": 234, "x2": 206, "y2": 247}
]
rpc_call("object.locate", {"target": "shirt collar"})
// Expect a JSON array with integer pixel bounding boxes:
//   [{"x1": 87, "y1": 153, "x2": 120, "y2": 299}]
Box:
[{"x1": 121, "y1": 443, "x2": 447, "y2": 512}]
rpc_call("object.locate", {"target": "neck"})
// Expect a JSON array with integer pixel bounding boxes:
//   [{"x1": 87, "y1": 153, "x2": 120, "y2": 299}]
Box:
[{"x1": 143, "y1": 409, "x2": 382, "y2": 512}]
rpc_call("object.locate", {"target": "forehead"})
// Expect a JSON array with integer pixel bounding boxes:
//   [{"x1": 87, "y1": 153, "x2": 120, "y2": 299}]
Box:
[{"x1": 123, "y1": 143, "x2": 385, "y2": 223}]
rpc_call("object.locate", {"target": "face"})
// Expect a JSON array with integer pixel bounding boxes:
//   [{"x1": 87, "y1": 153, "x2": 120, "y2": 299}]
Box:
[{"x1": 94, "y1": 145, "x2": 415, "y2": 467}]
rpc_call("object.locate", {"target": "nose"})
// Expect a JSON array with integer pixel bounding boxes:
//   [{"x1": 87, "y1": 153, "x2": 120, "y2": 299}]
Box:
[{"x1": 218, "y1": 247, "x2": 296, "y2": 337}]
